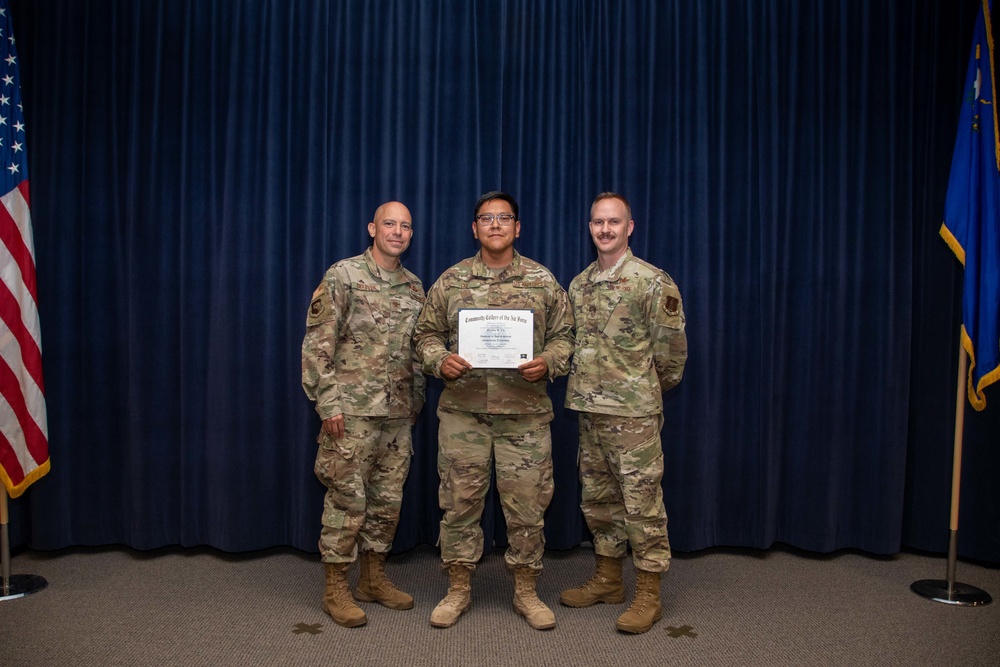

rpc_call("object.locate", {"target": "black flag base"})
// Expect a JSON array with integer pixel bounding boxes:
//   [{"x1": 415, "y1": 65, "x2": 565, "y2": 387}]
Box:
[
  {"x1": 911, "y1": 578, "x2": 992, "y2": 607},
  {"x1": 0, "y1": 573, "x2": 48, "y2": 602}
]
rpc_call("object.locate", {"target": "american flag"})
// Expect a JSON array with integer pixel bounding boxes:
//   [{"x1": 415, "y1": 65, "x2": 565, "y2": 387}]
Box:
[{"x1": 0, "y1": 0, "x2": 48, "y2": 498}]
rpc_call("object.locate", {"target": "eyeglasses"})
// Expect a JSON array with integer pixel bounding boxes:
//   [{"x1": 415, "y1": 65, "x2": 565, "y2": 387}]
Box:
[{"x1": 475, "y1": 213, "x2": 517, "y2": 227}]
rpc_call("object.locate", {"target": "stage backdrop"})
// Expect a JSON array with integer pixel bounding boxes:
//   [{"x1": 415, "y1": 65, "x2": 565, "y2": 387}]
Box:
[{"x1": 7, "y1": 0, "x2": 999, "y2": 563}]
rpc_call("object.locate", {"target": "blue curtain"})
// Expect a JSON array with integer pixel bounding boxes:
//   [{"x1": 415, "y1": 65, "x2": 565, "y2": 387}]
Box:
[{"x1": 7, "y1": 0, "x2": 999, "y2": 563}]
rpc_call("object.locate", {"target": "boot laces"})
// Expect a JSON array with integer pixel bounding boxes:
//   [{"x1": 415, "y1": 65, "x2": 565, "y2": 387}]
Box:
[
  {"x1": 628, "y1": 577, "x2": 657, "y2": 611},
  {"x1": 327, "y1": 577, "x2": 354, "y2": 605},
  {"x1": 440, "y1": 588, "x2": 468, "y2": 607},
  {"x1": 519, "y1": 592, "x2": 547, "y2": 611},
  {"x1": 367, "y1": 554, "x2": 389, "y2": 585},
  {"x1": 515, "y1": 580, "x2": 546, "y2": 609},
  {"x1": 580, "y1": 573, "x2": 611, "y2": 591}
]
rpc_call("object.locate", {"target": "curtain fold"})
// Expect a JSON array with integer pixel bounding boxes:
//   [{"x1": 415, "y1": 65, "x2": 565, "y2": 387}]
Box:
[{"x1": 6, "y1": 0, "x2": 998, "y2": 563}]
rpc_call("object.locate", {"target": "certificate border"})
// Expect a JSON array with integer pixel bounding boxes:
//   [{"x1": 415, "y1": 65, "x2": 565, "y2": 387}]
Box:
[{"x1": 457, "y1": 308, "x2": 534, "y2": 369}]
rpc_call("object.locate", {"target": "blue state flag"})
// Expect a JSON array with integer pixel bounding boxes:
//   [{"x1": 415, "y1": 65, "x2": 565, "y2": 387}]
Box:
[{"x1": 941, "y1": 0, "x2": 1000, "y2": 411}]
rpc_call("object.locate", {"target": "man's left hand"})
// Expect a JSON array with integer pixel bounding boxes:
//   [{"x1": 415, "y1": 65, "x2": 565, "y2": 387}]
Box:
[{"x1": 517, "y1": 356, "x2": 548, "y2": 383}]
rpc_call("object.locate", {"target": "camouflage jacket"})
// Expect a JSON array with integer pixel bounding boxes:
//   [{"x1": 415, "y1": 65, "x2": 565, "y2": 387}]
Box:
[
  {"x1": 565, "y1": 248, "x2": 687, "y2": 417},
  {"x1": 301, "y1": 248, "x2": 426, "y2": 420},
  {"x1": 414, "y1": 250, "x2": 574, "y2": 415}
]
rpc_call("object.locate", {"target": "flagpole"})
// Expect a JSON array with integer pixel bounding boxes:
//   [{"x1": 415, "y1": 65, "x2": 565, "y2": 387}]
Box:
[
  {"x1": 910, "y1": 340, "x2": 992, "y2": 606},
  {"x1": 0, "y1": 486, "x2": 48, "y2": 602}
]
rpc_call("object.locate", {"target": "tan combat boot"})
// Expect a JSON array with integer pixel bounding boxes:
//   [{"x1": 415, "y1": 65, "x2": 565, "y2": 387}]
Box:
[
  {"x1": 615, "y1": 569, "x2": 662, "y2": 634},
  {"x1": 559, "y1": 555, "x2": 625, "y2": 607},
  {"x1": 355, "y1": 550, "x2": 414, "y2": 610},
  {"x1": 322, "y1": 562, "x2": 367, "y2": 628},
  {"x1": 430, "y1": 564, "x2": 473, "y2": 628},
  {"x1": 512, "y1": 567, "x2": 556, "y2": 630}
]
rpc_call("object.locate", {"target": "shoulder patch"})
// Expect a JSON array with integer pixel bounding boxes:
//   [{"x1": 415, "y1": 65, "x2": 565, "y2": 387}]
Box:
[
  {"x1": 664, "y1": 295, "x2": 680, "y2": 316},
  {"x1": 306, "y1": 284, "x2": 335, "y2": 327},
  {"x1": 310, "y1": 295, "x2": 325, "y2": 318}
]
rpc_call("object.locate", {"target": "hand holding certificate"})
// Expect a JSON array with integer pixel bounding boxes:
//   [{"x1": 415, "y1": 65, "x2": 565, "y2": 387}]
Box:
[{"x1": 457, "y1": 309, "x2": 534, "y2": 369}]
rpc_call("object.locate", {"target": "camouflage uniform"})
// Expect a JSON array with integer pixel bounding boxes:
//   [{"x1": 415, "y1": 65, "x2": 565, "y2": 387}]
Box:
[
  {"x1": 565, "y1": 248, "x2": 686, "y2": 572},
  {"x1": 302, "y1": 248, "x2": 425, "y2": 563},
  {"x1": 414, "y1": 250, "x2": 573, "y2": 570}
]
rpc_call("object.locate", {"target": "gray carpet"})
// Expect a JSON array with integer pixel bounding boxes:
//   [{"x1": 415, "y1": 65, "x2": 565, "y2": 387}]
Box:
[{"x1": 1, "y1": 544, "x2": 998, "y2": 666}]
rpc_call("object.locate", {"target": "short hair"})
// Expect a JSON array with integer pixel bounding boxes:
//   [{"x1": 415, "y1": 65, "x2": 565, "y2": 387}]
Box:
[
  {"x1": 592, "y1": 192, "x2": 632, "y2": 221},
  {"x1": 474, "y1": 191, "x2": 519, "y2": 221}
]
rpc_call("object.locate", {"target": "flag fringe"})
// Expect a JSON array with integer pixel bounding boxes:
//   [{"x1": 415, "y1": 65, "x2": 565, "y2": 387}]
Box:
[
  {"x1": 960, "y1": 325, "x2": 1000, "y2": 411},
  {"x1": 0, "y1": 457, "x2": 49, "y2": 499},
  {"x1": 939, "y1": 221, "x2": 967, "y2": 266}
]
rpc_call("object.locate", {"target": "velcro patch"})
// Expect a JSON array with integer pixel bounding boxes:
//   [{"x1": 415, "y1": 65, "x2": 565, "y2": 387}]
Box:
[
  {"x1": 306, "y1": 284, "x2": 335, "y2": 326},
  {"x1": 309, "y1": 296, "x2": 325, "y2": 318},
  {"x1": 664, "y1": 295, "x2": 680, "y2": 316}
]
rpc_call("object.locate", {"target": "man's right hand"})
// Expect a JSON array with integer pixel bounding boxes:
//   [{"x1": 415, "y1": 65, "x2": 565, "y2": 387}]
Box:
[
  {"x1": 322, "y1": 414, "x2": 345, "y2": 439},
  {"x1": 440, "y1": 353, "x2": 474, "y2": 380}
]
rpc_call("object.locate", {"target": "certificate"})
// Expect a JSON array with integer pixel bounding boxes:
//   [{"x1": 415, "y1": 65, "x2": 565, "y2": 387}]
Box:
[{"x1": 457, "y1": 309, "x2": 534, "y2": 369}]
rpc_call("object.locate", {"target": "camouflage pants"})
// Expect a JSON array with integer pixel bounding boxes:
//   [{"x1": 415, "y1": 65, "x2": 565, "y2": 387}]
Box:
[
  {"x1": 578, "y1": 412, "x2": 670, "y2": 572},
  {"x1": 437, "y1": 407, "x2": 554, "y2": 571},
  {"x1": 314, "y1": 415, "x2": 412, "y2": 563}
]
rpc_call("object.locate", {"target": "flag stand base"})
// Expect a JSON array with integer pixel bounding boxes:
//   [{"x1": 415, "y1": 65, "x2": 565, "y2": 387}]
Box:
[
  {"x1": 911, "y1": 579, "x2": 992, "y2": 607},
  {"x1": 1, "y1": 489, "x2": 49, "y2": 602},
  {"x1": 911, "y1": 531, "x2": 991, "y2": 607},
  {"x1": 0, "y1": 574, "x2": 48, "y2": 602}
]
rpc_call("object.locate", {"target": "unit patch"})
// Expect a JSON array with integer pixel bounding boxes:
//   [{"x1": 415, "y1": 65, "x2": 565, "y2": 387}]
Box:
[{"x1": 664, "y1": 295, "x2": 680, "y2": 316}]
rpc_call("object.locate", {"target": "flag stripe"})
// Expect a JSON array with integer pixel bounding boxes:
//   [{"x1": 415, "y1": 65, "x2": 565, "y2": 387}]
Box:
[
  {"x1": 0, "y1": 355, "x2": 47, "y2": 463},
  {"x1": 0, "y1": 305, "x2": 47, "y2": 432},
  {"x1": 0, "y1": 277, "x2": 44, "y2": 391},
  {"x1": 0, "y1": 237, "x2": 42, "y2": 353},
  {"x1": 0, "y1": 423, "x2": 25, "y2": 484},
  {"x1": 0, "y1": 186, "x2": 39, "y2": 299},
  {"x1": 0, "y1": 429, "x2": 49, "y2": 499}
]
